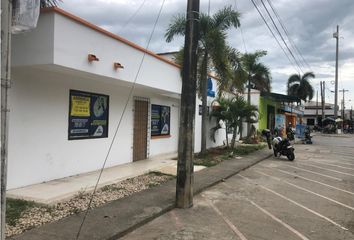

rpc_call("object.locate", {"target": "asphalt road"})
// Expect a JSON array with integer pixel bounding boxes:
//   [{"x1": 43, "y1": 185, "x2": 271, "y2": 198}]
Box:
[{"x1": 121, "y1": 134, "x2": 354, "y2": 240}]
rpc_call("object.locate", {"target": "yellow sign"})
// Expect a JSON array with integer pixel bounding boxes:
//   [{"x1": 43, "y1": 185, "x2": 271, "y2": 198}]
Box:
[{"x1": 71, "y1": 96, "x2": 90, "y2": 117}]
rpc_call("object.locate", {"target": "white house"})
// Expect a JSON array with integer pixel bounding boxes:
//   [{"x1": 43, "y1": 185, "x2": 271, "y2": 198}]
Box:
[{"x1": 9, "y1": 7, "x2": 225, "y2": 189}]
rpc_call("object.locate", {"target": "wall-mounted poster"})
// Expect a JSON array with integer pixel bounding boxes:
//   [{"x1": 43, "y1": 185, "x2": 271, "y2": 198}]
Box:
[
  {"x1": 151, "y1": 104, "x2": 170, "y2": 136},
  {"x1": 275, "y1": 114, "x2": 286, "y2": 137},
  {"x1": 69, "y1": 90, "x2": 109, "y2": 140}
]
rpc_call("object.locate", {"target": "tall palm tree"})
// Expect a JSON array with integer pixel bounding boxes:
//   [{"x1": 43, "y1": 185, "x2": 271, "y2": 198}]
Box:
[
  {"x1": 287, "y1": 72, "x2": 315, "y2": 102},
  {"x1": 165, "y1": 6, "x2": 240, "y2": 154},
  {"x1": 229, "y1": 50, "x2": 270, "y2": 137}
]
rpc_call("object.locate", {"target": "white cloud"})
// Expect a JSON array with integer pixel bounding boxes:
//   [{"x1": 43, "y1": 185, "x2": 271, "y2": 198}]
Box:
[{"x1": 58, "y1": 0, "x2": 354, "y2": 108}]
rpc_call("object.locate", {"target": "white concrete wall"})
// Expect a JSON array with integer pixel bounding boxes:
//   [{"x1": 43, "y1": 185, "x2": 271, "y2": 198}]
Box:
[
  {"x1": 8, "y1": 67, "x2": 179, "y2": 189},
  {"x1": 194, "y1": 78, "x2": 226, "y2": 153},
  {"x1": 12, "y1": 13, "x2": 55, "y2": 66}
]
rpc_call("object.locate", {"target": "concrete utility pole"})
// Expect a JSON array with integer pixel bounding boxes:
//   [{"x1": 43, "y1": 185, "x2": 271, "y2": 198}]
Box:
[
  {"x1": 320, "y1": 81, "x2": 325, "y2": 124},
  {"x1": 1, "y1": 0, "x2": 12, "y2": 238},
  {"x1": 339, "y1": 89, "x2": 349, "y2": 129},
  {"x1": 316, "y1": 90, "x2": 318, "y2": 125},
  {"x1": 176, "y1": 0, "x2": 200, "y2": 209},
  {"x1": 333, "y1": 25, "x2": 339, "y2": 120}
]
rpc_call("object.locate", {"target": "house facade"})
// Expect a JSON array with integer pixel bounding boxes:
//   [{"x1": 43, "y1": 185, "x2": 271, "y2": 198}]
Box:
[
  {"x1": 303, "y1": 101, "x2": 335, "y2": 127},
  {"x1": 9, "y1": 8, "x2": 225, "y2": 189}
]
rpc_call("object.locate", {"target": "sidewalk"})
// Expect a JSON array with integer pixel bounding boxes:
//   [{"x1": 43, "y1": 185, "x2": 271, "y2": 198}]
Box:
[
  {"x1": 7, "y1": 153, "x2": 178, "y2": 205},
  {"x1": 10, "y1": 149, "x2": 272, "y2": 240}
]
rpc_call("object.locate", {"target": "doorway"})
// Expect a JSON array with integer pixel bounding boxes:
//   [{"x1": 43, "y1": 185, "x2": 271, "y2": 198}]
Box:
[{"x1": 133, "y1": 98, "x2": 149, "y2": 161}]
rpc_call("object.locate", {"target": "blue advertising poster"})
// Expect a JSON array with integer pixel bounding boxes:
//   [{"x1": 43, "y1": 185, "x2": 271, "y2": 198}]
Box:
[
  {"x1": 151, "y1": 104, "x2": 170, "y2": 136},
  {"x1": 275, "y1": 114, "x2": 286, "y2": 137},
  {"x1": 69, "y1": 90, "x2": 109, "y2": 140}
]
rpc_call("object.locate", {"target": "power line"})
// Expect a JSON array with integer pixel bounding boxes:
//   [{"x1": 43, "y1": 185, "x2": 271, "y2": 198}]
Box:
[
  {"x1": 266, "y1": 0, "x2": 312, "y2": 71},
  {"x1": 249, "y1": 0, "x2": 301, "y2": 73},
  {"x1": 259, "y1": 0, "x2": 304, "y2": 74},
  {"x1": 75, "y1": 0, "x2": 167, "y2": 239},
  {"x1": 118, "y1": 0, "x2": 147, "y2": 32},
  {"x1": 234, "y1": 0, "x2": 247, "y2": 52}
]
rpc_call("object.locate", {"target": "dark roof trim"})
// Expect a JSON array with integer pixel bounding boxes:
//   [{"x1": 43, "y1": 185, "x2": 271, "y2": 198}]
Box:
[{"x1": 261, "y1": 92, "x2": 301, "y2": 103}]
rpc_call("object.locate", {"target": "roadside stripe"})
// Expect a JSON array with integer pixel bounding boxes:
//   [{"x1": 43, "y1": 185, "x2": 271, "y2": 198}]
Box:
[
  {"x1": 202, "y1": 195, "x2": 248, "y2": 240},
  {"x1": 298, "y1": 163, "x2": 354, "y2": 177},
  {"x1": 275, "y1": 169, "x2": 354, "y2": 196},
  {"x1": 306, "y1": 161, "x2": 354, "y2": 170},
  {"x1": 286, "y1": 165, "x2": 342, "y2": 181},
  {"x1": 255, "y1": 170, "x2": 354, "y2": 211},
  {"x1": 317, "y1": 160, "x2": 354, "y2": 167},
  {"x1": 238, "y1": 174, "x2": 349, "y2": 231},
  {"x1": 248, "y1": 200, "x2": 310, "y2": 240}
]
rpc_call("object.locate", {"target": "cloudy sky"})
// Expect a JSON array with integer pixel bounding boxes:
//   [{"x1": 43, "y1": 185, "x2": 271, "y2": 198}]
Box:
[{"x1": 59, "y1": 0, "x2": 354, "y2": 109}]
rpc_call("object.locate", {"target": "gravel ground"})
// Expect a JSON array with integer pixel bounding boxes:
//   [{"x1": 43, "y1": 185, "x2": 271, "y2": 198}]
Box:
[{"x1": 6, "y1": 173, "x2": 173, "y2": 237}]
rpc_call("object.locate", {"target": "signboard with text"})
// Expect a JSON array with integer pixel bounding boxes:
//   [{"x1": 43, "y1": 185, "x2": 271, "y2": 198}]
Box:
[
  {"x1": 69, "y1": 90, "x2": 109, "y2": 140},
  {"x1": 151, "y1": 104, "x2": 170, "y2": 136}
]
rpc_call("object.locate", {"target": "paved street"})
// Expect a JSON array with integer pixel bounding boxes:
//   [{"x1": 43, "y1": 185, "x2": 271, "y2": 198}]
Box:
[{"x1": 121, "y1": 134, "x2": 354, "y2": 240}]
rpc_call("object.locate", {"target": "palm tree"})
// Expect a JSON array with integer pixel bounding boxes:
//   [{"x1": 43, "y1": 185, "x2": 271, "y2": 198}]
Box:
[
  {"x1": 209, "y1": 96, "x2": 258, "y2": 149},
  {"x1": 287, "y1": 72, "x2": 315, "y2": 102},
  {"x1": 165, "y1": 6, "x2": 240, "y2": 154},
  {"x1": 228, "y1": 96, "x2": 258, "y2": 148},
  {"x1": 229, "y1": 49, "x2": 270, "y2": 137},
  {"x1": 209, "y1": 97, "x2": 231, "y2": 147}
]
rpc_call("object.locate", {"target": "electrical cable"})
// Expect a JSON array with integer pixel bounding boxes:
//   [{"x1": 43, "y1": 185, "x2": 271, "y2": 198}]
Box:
[
  {"x1": 119, "y1": 0, "x2": 147, "y2": 33},
  {"x1": 249, "y1": 0, "x2": 301, "y2": 73},
  {"x1": 234, "y1": 0, "x2": 247, "y2": 53},
  {"x1": 266, "y1": 0, "x2": 312, "y2": 71},
  {"x1": 259, "y1": 0, "x2": 304, "y2": 74},
  {"x1": 75, "y1": 0, "x2": 166, "y2": 239}
]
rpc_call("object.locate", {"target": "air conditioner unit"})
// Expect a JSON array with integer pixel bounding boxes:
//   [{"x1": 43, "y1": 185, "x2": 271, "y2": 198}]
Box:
[{"x1": 12, "y1": 0, "x2": 40, "y2": 34}]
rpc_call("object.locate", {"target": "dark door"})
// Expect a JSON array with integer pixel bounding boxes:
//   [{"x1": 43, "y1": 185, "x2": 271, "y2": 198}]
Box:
[{"x1": 133, "y1": 99, "x2": 148, "y2": 161}]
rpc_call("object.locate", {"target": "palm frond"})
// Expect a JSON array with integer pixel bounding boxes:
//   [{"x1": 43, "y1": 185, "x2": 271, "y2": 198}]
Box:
[
  {"x1": 212, "y1": 6, "x2": 241, "y2": 31},
  {"x1": 165, "y1": 14, "x2": 186, "y2": 42}
]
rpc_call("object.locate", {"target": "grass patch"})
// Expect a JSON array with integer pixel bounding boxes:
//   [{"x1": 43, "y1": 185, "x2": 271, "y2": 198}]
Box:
[
  {"x1": 6, "y1": 198, "x2": 38, "y2": 226},
  {"x1": 232, "y1": 143, "x2": 266, "y2": 156},
  {"x1": 194, "y1": 143, "x2": 266, "y2": 167}
]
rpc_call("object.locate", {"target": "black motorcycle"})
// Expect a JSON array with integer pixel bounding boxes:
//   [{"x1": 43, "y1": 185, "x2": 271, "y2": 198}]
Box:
[
  {"x1": 262, "y1": 129, "x2": 295, "y2": 161},
  {"x1": 304, "y1": 126, "x2": 312, "y2": 144}
]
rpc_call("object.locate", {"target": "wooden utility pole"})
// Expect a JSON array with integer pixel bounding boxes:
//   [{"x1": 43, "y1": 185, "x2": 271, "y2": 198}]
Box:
[
  {"x1": 176, "y1": 0, "x2": 200, "y2": 208},
  {"x1": 1, "y1": 0, "x2": 12, "y2": 238}
]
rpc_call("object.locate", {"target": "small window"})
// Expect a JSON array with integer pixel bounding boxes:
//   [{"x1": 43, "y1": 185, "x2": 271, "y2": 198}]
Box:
[
  {"x1": 151, "y1": 104, "x2": 170, "y2": 136},
  {"x1": 307, "y1": 118, "x2": 315, "y2": 126},
  {"x1": 68, "y1": 90, "x2": 109, "y2": 140}
]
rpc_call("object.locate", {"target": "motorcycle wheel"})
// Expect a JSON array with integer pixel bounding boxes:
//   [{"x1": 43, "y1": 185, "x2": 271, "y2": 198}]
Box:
[
  {"x1": 273, "y1": 149, "x2": 278, "y2": 157},
  {"x1": 287, "y1": 151, "x2": 295, "y2": 161}
]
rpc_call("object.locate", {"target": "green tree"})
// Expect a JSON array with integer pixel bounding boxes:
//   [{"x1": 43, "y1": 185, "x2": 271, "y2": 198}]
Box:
[
  {"x1": 210, "y1": 96, "x2": 258, "y2": 149},
  {"x1": 287, "y1": 72, "x2": 315, "y2": 102},
  {"x1": 228, "y1": 49, "x2": 270, "y2": 137},
  {"x1": 165, "y1": 6, "x2": 240, "y2": 154}
]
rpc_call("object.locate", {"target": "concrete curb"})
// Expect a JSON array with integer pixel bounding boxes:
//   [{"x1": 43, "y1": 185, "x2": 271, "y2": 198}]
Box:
[{"x1": 10, "y1": 149, "x2": 272, "y2": 240}]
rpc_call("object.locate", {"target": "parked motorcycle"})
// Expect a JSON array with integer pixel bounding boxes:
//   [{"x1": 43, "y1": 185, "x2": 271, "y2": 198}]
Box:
[
  {"x1": 262, "y1": 129, "x2": 295, "y2": 161},
  {"x1": 286, "y1": 127, "x2": 295, "y2": 141},
  {"x1": 304, "y1": 126, "x2": 312, "y2": 144}
]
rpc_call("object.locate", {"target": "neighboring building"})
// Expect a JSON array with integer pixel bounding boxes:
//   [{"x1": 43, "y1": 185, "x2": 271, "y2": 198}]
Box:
[
  {"x1": 9, "y1": 8, "x2": 225, "y2": 189},
  {"x1": 258, "y1": 92, "x2": 302, "y2": 136},
  {"x1": 157, "y1": 51, "x2": 179, "y2": 63},
  {"x1": 303, "y1": 101, "x2": 335, "y2": 126}
]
